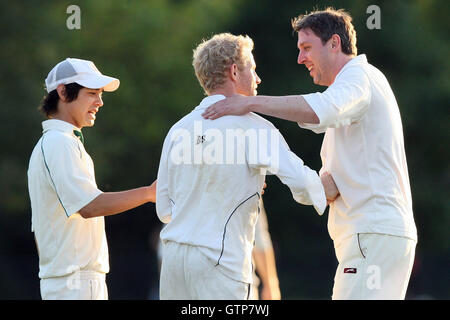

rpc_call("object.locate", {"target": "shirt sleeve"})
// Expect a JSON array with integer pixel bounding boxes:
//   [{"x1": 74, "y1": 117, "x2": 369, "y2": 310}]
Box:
[
  {"x1": 41, "y1": 134, "x2": 102, "y2": 217},
  {"x1": 156, "y1": 133, "x2": 173, "y2": 223},
  {"x1": 299, "y1": 65, "x2": 372, "y2": 133},
  {"x1": 247, "y1": 120, "x2": 326, "y2": 215}
]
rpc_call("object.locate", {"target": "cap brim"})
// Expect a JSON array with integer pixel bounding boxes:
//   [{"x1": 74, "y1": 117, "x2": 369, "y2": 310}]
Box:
[{"x1": 75, "y1": 75, "x2": 120, "y2": 92}]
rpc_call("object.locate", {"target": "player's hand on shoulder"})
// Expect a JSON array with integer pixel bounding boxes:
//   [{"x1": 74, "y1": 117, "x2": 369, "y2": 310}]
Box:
[{"x1": 202, "y1": 94, "x2": 251, "y2": 119}]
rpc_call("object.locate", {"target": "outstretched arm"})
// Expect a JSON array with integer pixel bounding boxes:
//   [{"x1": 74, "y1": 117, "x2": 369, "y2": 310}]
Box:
[
  {"x1": 79, "y1": 179, "x2": 157, "y2": 218},
  {"x1": 202, "y1": 95, "x2": 319, "y2": 124}
]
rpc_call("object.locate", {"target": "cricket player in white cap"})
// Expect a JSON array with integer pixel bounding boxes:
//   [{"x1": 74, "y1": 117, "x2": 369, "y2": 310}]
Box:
[
  {"x1": 156, "y1": 33, "x2": 339, "y2": 299},
  {"x1": 28, "y1": 58, "x2": 157, "y2": 300},
  {"x1": 202, "y1": 8, "x2": 418, "y2": 299}
]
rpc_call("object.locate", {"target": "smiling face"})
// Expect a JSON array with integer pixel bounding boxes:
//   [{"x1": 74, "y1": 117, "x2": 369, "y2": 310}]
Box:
[
  {"x1": 297, "y1": 28, "x2": 335, "y2": 86},
  {"x1": 235, "y1": 52, "x2": 261, "y2": 96},
  {"x1": 57, "y1": 86, "x2": 104, "y2": 128}
]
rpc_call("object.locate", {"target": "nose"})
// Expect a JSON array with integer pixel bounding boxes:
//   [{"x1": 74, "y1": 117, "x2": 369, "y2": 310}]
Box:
[
  {"x1": 256, "y1": 73, "x2": 261, "y2": 84},
  {"x1": 297, "y1": 50, "x2": 306, "y2": 65},
  {"x1": 96, "y1": 94, "x2": 104, "y2": 107}
]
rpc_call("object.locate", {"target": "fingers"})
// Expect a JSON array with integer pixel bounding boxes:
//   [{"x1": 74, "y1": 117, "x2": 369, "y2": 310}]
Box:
[
  {"x1": 261, "y1": 182, "x2": 267, "y2": 195},
  {"x1": 202, "y1": 106, "x2": 222, "y2": 119},
  {"x1": 201, "y1": 107, "x2": 214, "y2": 119},
  {"x1": 202, "y1": 99, "x2": 230, "y2": 119},
  {"x1": 201, "y1": 109, "x2": 217, "y2": 119},
  {"x1": 321, "y1": 171, "x2": 331, "y2": 179}
]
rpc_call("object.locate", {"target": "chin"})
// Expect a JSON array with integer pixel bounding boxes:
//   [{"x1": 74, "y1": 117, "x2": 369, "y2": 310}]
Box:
[{"x1": 312, "y1": 78, "x2": 326, "y2": 86}]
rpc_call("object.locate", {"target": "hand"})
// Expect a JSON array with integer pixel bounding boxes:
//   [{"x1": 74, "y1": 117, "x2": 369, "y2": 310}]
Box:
[
  {"x1": 320, "y1": 172, "x2": 339, "y2": 204},
  {"x1": 148, "y1": 179, "x2": 157, "y2": 203},
  {"x1": 260, "y1": 283, "x2": 281, "y2": 300},
  {"x1": 202, "y1": 94, "x2": 251, "y2": 119},
  {"x1": 261, "y1": 182, "x2": 267, "y2": 195}
]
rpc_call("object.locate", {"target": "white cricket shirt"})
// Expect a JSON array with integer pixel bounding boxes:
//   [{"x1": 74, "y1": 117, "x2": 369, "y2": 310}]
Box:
[
  {"x1": 299, "y1": 54, "x2": 417, "y2": 247},
  {"x1": 156, "y1": 95, "x2": 326, "y2": 283},
  {"x1": 28, "y1": 119, "x2": 108, "y2": 279}
]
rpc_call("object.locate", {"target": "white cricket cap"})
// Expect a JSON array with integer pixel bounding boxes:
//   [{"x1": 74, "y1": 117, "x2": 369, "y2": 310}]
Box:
[{"x1": 45, "y1": 58, "x2": 120, "y2": 93}]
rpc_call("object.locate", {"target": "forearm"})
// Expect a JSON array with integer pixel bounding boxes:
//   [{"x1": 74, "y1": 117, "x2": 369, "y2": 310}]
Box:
[
  {"x1": 80, "y1": 184, "x2": 156, "y2": 219},
  {"x1": 254, "y1": 248, "x2": 279, "y2": 287},
  {"x1": 250, "y1": 95, "x2": 319, "y2": 124},
  {"x1": 253, "y1": 248, "x2": 280, "y2": 299}
]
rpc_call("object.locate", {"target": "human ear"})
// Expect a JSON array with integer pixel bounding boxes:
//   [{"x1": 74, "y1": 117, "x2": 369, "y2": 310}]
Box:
[
  {"x1": 230, "y1": 64, "x2": 239, "y2": 81},
  {"x1": 56, "y1": 84, "x2": 68, "y2": 102},
  {"x1": 331, "y1": 34, "x2": 341, "y2": 49}
]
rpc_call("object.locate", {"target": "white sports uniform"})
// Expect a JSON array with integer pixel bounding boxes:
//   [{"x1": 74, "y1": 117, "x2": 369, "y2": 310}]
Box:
[
  {"x1": 299, "y1": 54, "x2": 417, "y2": 299},
  {"x1": 156, "y1": 95, "x2": 326, "y2": 299},
  {"x1": 28, "y1": 119, "x2": 108, "y2": 300}
]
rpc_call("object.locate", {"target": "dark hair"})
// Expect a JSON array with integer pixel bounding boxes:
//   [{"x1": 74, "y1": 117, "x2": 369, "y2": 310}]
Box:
[
  {"x1": 38, "y1": 83, "x2": 84, "y2": 117},
  {"x1": 291, "y1": 7, "x2": 357, "y2": 56}
]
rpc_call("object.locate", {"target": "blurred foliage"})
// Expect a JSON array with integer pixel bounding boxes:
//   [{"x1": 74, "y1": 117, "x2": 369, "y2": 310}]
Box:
[{"x1": 0, "y1": 0, "x2": 448, "y2": 299}]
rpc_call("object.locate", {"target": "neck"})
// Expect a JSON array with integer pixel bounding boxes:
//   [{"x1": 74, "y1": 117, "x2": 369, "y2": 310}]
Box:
[
  {"x1": 50, "y1": 104, "x2": 81, "y2": 129},
  {"x1": 329, "y1": 54, "x2": 355, "y2": 86},
  {"x1": 208, "y1": 82, "x2": 238, "y2": 97}
]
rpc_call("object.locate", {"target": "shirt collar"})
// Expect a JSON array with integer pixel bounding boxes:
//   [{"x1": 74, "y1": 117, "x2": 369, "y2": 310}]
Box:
[
  {"x1": 335, "y1": 54, "x2": 368, "y2": 79},
  {"x1": 193, "y1": 94, "x2": 226, "y2": 111},
  {"x1": 42, "y1": 119, "x2": 80, "y2": 136}
]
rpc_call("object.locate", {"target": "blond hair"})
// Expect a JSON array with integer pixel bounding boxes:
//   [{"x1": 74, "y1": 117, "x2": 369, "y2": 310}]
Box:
[{"x1": 192, "y1": 33, "x2": 254, "y2": 95}]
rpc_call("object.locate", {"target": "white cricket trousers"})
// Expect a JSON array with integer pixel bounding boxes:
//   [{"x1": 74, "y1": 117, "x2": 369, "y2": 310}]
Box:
[
  {"x1": 40, "y1": 271, "x2": 108, "y2": 300},
  {"x1": 160, "y1": 241, "x2": 251, "y2": 300},
  {"x1": 332, "y1": 233, "x2": 416, "y2": 300}
]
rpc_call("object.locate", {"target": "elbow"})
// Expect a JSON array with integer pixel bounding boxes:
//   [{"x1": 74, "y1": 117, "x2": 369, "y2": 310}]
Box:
[
  {"x1": 79, "y1": 194, "x2": 104, "y2": 219},
  {"x1": 299, "y1": 96, "x2": 320, "y2": 124},
  {"x1": 79, "y1": 207, "x2": 94, "y2": 219},
  {"x1": 289, "y1": 183, "x2": 308, "y2": 204},
  {"x1": 298, "y1": 106, "x2": 320, "y2": 124},
  {"x1": 79, "y1": 203, "x2": 102, "y2": 219},
  {"x1": 311, "y1": 111, "x2": 320, "y2": 124}
]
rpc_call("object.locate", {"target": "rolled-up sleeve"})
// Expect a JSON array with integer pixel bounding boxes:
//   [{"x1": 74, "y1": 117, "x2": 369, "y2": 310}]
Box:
[{"x1": 299, "y1": 66, "x2": 371, "y2": 133}]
